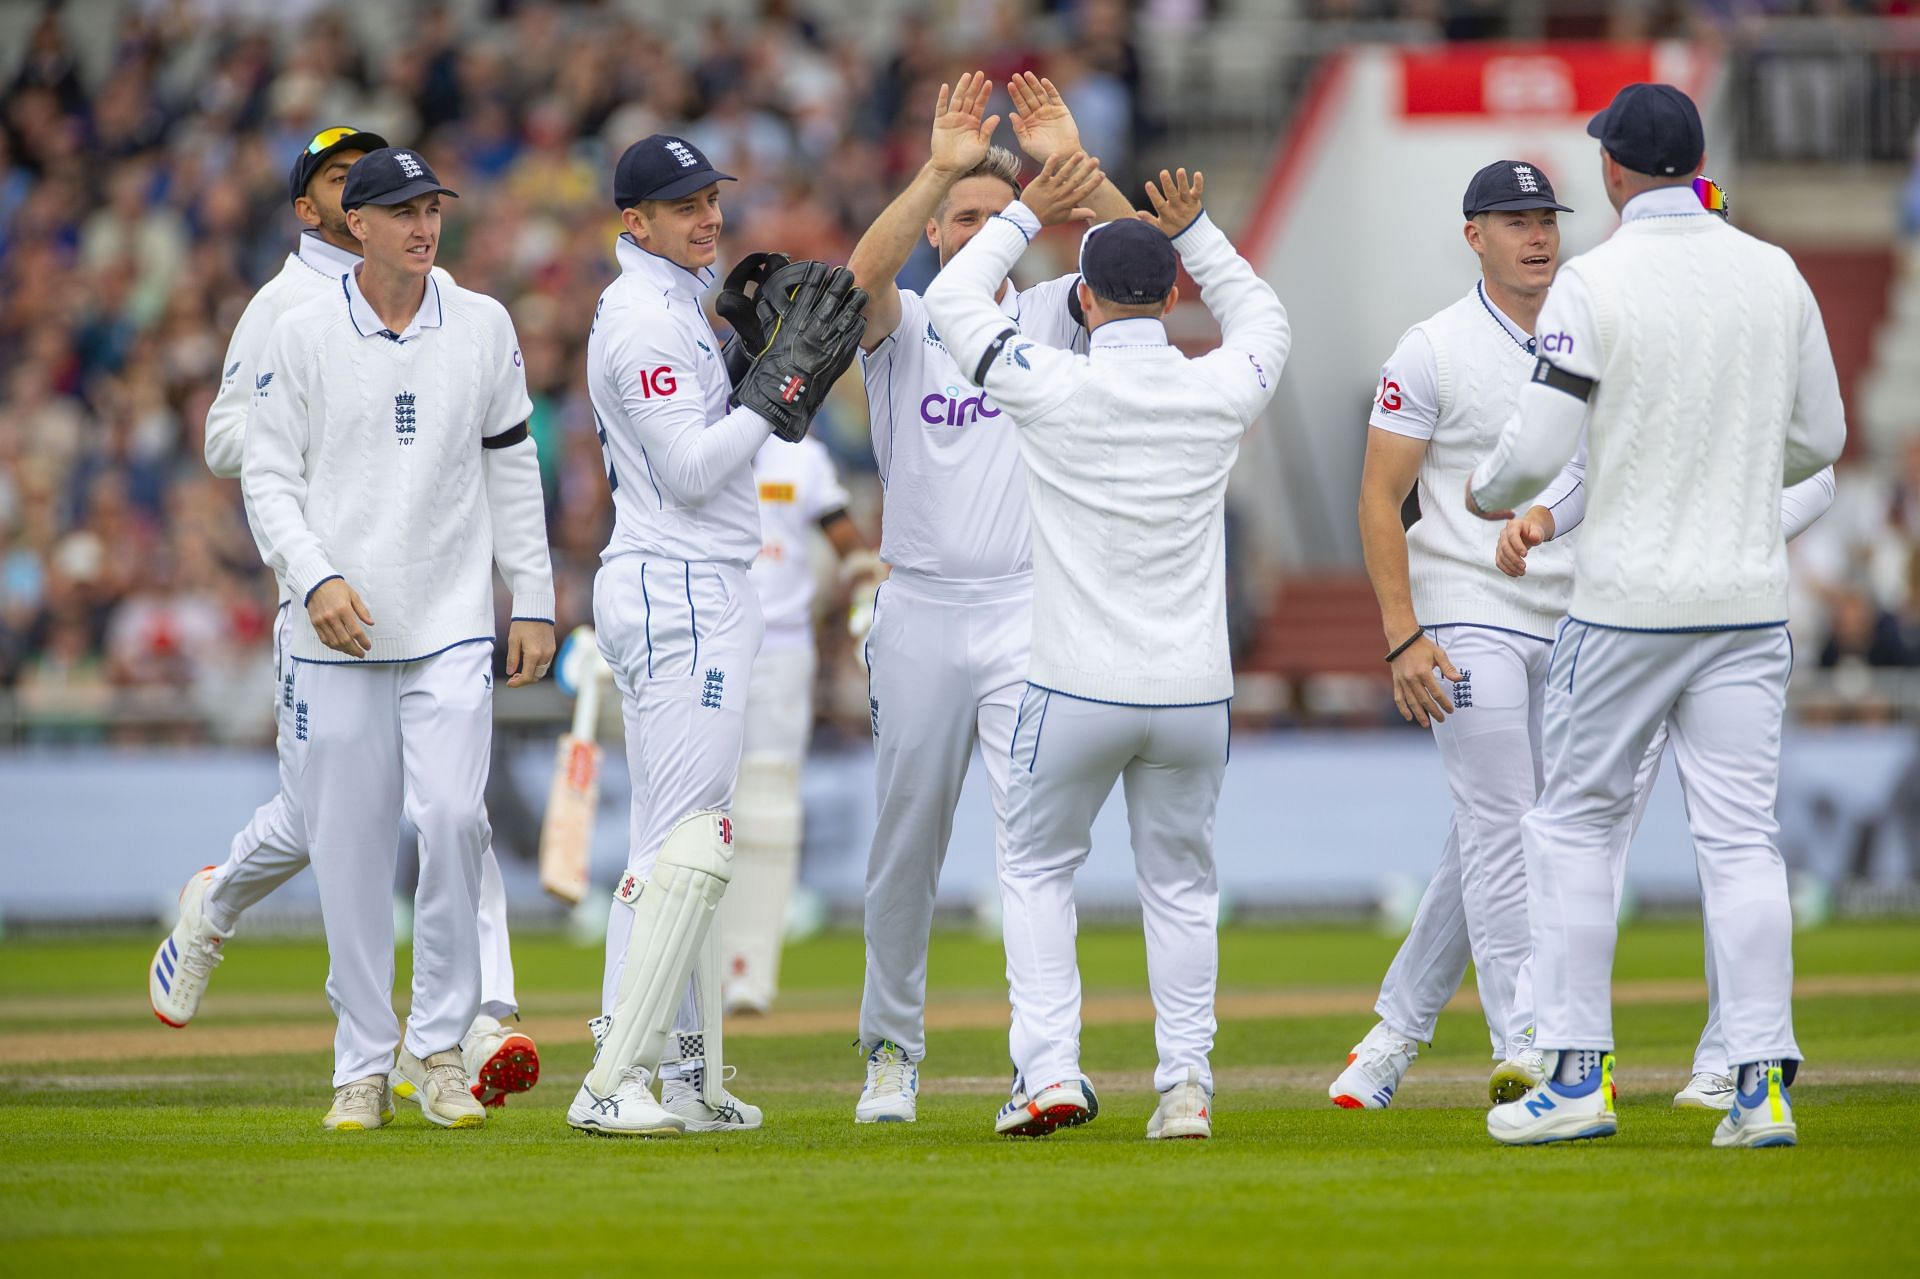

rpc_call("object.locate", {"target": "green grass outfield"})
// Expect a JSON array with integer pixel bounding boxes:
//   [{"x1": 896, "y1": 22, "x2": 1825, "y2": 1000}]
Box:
[{"x1": 2, "y1": 922, "x2": 1917, "y2": 1276}]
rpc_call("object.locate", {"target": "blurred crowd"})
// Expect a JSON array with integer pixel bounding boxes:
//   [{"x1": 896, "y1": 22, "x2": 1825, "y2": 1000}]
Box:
[
  {"x1": 3, "y1": 0, "x2": 1917, "y2": 745},
  {"x1": 0, "y1": 0, "x2": 1146, "y2": 741}
]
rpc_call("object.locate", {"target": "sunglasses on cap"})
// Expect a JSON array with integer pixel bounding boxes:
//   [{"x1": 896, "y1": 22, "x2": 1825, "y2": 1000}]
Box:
[
  {"x1": 305, "y1": 126, "x2": 363, "y2": 155},
  {"x1": 1693, "y1": 175, "x2": 1730, "y2": 220}
]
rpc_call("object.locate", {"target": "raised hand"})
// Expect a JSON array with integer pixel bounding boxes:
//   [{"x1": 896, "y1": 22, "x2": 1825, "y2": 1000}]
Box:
[
  {"x1": 1020, "y1": 151, "x2": 1103, "y2": 227},
  {"x1": 930, "y1": 71, "x2": 999, "y2": 176},
  {"x1": 1138, "y1": 167, "x2": 1205, "y2": 237},
  {"x1": 1008, "y1": 71, "x2": 1081, "y2": 163}
]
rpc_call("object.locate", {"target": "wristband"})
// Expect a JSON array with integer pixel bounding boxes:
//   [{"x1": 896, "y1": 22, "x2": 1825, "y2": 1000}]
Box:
[{"x1": 1384, "y1": 629, "x2": 1424, "y2": 663}]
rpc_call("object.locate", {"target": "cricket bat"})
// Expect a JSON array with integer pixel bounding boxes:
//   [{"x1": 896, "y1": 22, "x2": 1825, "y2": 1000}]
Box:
[{"x1": 538, "y1": 652, "x2": 604, "y2": 904}]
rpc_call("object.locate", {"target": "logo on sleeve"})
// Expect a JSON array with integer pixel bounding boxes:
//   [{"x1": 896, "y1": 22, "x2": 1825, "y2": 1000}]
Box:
[
  {"x1": 637, "y1": 366, "x2": 677, "y2": 398},
  {"x1": 255, "y1": 371, "x2": 274, "y2": 391},
  {"x1": 1010, "y1": 343, "x2": 1034, "y2": 370},
  {"x1": 1248, "y1": 354, "x2": 1269, "y2": 389},
  {"x1": 1375, "y1": 378, "x2": 1403, "y2": 412},
  {"x1": 394, "y1": 391, "x2": 417, "y2": 445},
  {"x1": 1540, "y1": 332, "x2": 1574, "y2": 355},
  {"x1": 224, "y1": 361, "x2": 241, "y2": 383}
]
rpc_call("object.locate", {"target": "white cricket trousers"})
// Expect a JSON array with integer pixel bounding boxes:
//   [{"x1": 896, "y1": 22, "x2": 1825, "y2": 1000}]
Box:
[
  {"x1": 1527, "y1": 621, "x2": 1798, "y2": 1068},
  {"x1": 205, "y1": 602, "x2": 518, "y2": 1018},
  {"x1": 1379, "y1": 720, "x2": 1731, "y2": 1074},
  {"x1": 1000, "y1": 690, "x2": 1230, "y2": 1094},
  {"x1": 858, "y1": 569, "x2": 1031, "y2": 1060},
  {"x1": 292, "y1": 640, "x2": 495, "y2": 1087},
  {"x1": 593, "y1": 556, "x2": 763, "y2": 1016}
]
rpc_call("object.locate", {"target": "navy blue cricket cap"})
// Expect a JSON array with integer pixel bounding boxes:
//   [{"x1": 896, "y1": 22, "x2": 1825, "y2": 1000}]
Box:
[
  {"x1": 341, "y1": 148, "x2": 458, "y2": 213},
  {"x1": 1463, "y1": 160, "x2": 1572, "y2": 218},
  {"x1": 1078, "y1": 218, "x2": 1178, "y2": 306},
  {"x1": 1587, "y1": 83, "x2": 1705, "y2": 178},
  {"x1": 287, "y1": 125, "x2": 390, "y2": 206},
  {"x1": 613, "y1": 134, "x2": 735, "y2": 208}
]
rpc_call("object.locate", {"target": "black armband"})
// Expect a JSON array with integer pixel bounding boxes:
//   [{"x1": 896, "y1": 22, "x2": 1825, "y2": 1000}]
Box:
[
  {"x1": 1530, "y1": 358, "x2": 1595, "y2": 402},
  {"x1": 973, "y1": 327, "x2": 1019, "y2": 386},
  {"x1": 482, "y1": 421, "x2": 529, "y2": 450}
]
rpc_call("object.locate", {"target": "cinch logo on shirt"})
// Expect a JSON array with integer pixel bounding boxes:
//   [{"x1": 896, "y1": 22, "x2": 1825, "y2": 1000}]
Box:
[
  {"x1": 1541, "y1": 331, "x2": 1575, "y2": 355},
  {"x1": 920, "y1": 389, "x2": 1001, "y2": 427},
  {"x1": 394, "y1": 391, "x2": 417, "y2": 444},
  {"x1": 758, "y1": 482, "x2": 796, "y2": 503}
]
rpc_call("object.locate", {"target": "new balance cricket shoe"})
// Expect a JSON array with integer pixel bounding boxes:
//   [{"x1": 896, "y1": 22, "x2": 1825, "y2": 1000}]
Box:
[
  {"x1": 149, "y1": 866, "x2": 229, "y2": 1027},
  {"x1": 1489, "y1": 1048, "x2": 1548, "y2": 1105},
  {"x1": 661, "y1": 1075, "x2": 764, "y2": 1131},
  {"x1": 1329, "y1": 1022, "x2": 1418, "y2": 1110},
  {"x1": 1146, "y1": 1068, "x2": 1212, "y2": 1140},
  {"x1": 854, "y1": 1039, "x2": 918, "y2": 1124},
  {"x1": 996, "y1": 1077, "x2": 1096, "y2": 1138},
  {"x1": 1674, "y1": 1070, "x2": 1736, "y2": 1111},
  {"x1": 1487, "y1": 1053, "x2": 1618, "y2": 1145},
  {"x1": 322, "y1": 1075, "x2": 394, "y2": 1131},
  {"x1": 395, "y1": 1047, "x2": 487, "y2": 1129},
  {"x1": 1712, "y1": 1066, "x2": 1796, "y2": 1149},
  {"x1": 462, "y1": 1013, "x2": 540, "y2": 1107}
]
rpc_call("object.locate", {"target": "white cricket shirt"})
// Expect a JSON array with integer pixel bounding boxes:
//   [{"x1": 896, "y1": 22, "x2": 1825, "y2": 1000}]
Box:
[
  {"x1": 749, "y1": 434, "x2": 850, "y2": 652},
  {"x1": 242, "y1": 268, "x2": 554, "y2": 663},
  {"x1": 587, "y1": 234, "x2": 770, "y2": 569},
  {"x1": 859, "y1": 276, "x2": 1083, "y2": 581}
]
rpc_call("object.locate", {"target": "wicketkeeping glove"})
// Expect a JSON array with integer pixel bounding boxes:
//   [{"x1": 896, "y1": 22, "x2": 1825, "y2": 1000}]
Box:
[
  {"x1": 715, "y1": 251, "x2": 791, "y2": 388},
  {"x1": 730, "y1": 261, "x2": 869, "y2": 443}
]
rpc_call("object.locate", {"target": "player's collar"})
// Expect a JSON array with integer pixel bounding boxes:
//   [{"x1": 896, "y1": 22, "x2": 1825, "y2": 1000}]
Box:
[
  {"x1": 616, "y1": 232, "x2": 716, "y2": 298},
  {"x1": 295, "y1": 230, "x2": 361, "y2": 280},
  {"x1": 1474, "y1": 281, "x2": 1535, "y2": 350},
  {"x1": 344, "y1": 266, "x2": 444, "y2": 343},
  {"x1": 1620, "y1": 184, "x2": 1707, "y2": 225},
  {"x1": 1088, "y1": 316, "x2": 1168, "y2": 349}
]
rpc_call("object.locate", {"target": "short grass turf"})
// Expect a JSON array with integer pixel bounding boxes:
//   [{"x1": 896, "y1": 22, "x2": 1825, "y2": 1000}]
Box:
[{"x1": 2, "y1": 921, "x2": 1917, "y2": 1277}]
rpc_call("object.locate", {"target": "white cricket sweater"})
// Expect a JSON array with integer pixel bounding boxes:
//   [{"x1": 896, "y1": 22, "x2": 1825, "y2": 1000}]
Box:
[
  {"x1": 1373, "y1": 286, "x2": 1575, "y2": 639},
  {"x1": 1472, "y1": 186, "x2": 1847, "y2": 630},
  {"x1": 925, "y1": 204, "x2": 1290, "y2": 705},
  {"x1": 203, "y1": 231, "x2": 454, "y2": 601},
  {"x1": 242, "y1": 269, "x2": 554, "y2": 663}
]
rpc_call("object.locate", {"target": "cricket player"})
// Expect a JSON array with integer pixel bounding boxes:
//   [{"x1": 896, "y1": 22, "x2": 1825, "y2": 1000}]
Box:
[
  {"x1": 925, "y1": 158, "x2": 1290, "y2": 1139},
  {"x1": 151, "y1": 126, "x2": 539, "y2": 1112},
  {"x1": 1469, "y1": 84, "x2": 1845, "y2": 1148},
  {"x1": 720, "y1": 435, "x2": 882, "y2": 1015},
  {"x1": 846, "y1": 71, "x2": 1133, "y2": 1125},
  {"x1": 571, "y1": 134, "x2": 866, "y2": 1137},
  {"x1": 243, "y1": 147, "x2": 556, "y2": 1131},
  {"x1": 1330, "y1": 160, "x2": 1581, "y2": 1114}
]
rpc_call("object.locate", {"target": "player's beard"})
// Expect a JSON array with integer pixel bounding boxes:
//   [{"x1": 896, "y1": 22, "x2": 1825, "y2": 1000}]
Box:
[{"x1": 319, "y1": 210, "x2": 357, "y2": 250}]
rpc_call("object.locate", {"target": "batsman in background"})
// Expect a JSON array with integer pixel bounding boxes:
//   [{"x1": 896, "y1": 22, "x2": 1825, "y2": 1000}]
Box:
[
  {"x1": 152, "y1": 125, "x2": 539, "y2": 1113},
  {"x1": 926, "y1": 159, "x2": 1290, "y2": 1140},
  {"x1": 573, "y1": 134, "x2": 866, "y2": 1137},
  {"x1": 845, "y1": 71, "x2": 1132, "y2": 1125},
  {"x1": 243, "y1": 147, "x2": 555, "y2": 1131},
  {"x1": 1469, "y1": 84, "x2": 1845, "y2": 1149},
  {"x1": 720, "y1": 435, "x2": 882, "y2": 1016}
]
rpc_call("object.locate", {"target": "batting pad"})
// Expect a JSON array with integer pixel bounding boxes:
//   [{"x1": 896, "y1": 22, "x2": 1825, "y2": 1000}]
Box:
[{"x1": 586, "y1": 810, "x2": 735, "y2": 1096}]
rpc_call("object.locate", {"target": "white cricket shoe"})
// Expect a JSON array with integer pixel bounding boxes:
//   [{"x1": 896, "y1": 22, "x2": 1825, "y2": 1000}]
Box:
[
  {"x1": 566, "y1": 1015, "x2": 685, "y2": 1137},
  {"x1": 395, "y1": 1046, "x2": 487, "y2": 1129},
  {"x1": 854, "y1": 1039, "x2": 918, "y2": 1124},
  {"x1": 996, "y1": 1077, "x2": 1095, "y2": 1138},
  {"x1": 1329, "y1": 1022, "x2": 1418, "y2": 1110},
  {"x1": 322, "y1": 1074, "x2": 393, "y2": 1131},
  {"x1": 661, "y1": 1075, "x2": 764, "y2": 1131},
  {"x1": 1674, "y1": 1070, "x2": 1736, "y2": 1111},
  {"x1": 1712, "y1": 1066, "x2": 1797, "y2": 1149},
  {"x1": 1489, "y1": 1048, "x2": 1548, "y2": 1104},
  {"x1": 463, "y1": 1014, "x2": 541, "y2": 1108},
  {"x1": 1487, "y1": 1053, "x2": 1618, "y2": 1145},
  {"x1": 1146, "y1": 1068, "x2": 1212, "y2": 1140},
  {"x1": 149, "y1": 866, "x2": 229, "y2": 1028}
]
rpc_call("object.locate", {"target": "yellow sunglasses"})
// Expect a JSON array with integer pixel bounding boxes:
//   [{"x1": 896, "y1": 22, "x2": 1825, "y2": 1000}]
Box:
[{"x1": 305, "y1": 126, "x2": 363, "y2": 155}]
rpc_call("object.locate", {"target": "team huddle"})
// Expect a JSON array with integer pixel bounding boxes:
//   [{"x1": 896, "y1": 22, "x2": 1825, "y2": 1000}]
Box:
[{"x1": 147, "y1": 72, "x2": 1841, "y2": 1149}]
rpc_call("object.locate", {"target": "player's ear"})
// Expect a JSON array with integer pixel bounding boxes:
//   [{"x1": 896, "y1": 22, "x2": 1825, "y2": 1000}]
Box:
[
  {"x1": 1463, "y1": 218, "x2": 1482, "y2": 254},
  {"x1": 925, "y1": 218, "x2": 939, "y2": 250},
  {"x1": 346, "y1": 207, "x2": 367, "y2": 244},
  {"x1": 293, "y1": 195, "x2": 324, "y2": 231},
  {"x1": 1161, "y1": 284, "x2": 1179, "y2": 316}
]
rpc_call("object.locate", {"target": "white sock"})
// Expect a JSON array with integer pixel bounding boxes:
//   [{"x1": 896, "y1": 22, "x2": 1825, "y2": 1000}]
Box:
[{"x1": 1554, "y1": 1049, "x2": 1601, "y2": 1085}]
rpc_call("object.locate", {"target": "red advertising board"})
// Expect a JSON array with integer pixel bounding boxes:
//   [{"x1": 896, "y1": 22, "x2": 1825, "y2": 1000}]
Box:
[{"x1": 1401, "y1": 44, "x2": 1657, "y2": 117}]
